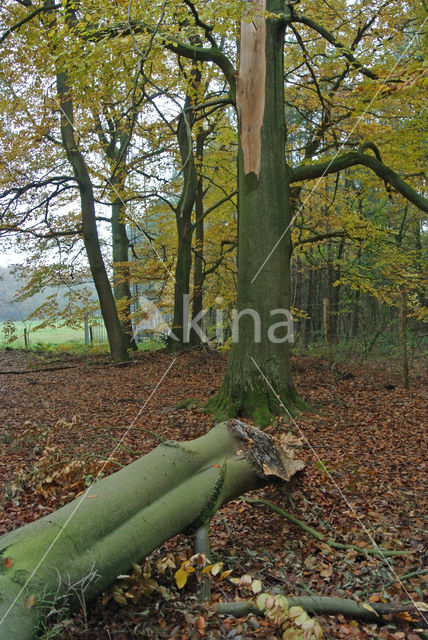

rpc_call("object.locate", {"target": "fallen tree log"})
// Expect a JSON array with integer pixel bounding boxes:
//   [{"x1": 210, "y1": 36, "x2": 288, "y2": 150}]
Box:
[{"x1": 0, "y1": 420, "x2": 304, "y2": 639}]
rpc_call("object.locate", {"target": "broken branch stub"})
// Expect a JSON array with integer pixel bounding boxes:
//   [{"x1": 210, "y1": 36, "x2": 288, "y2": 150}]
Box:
[{"x1": 227, "y1": 419, "x2": 305, "y2": 481}]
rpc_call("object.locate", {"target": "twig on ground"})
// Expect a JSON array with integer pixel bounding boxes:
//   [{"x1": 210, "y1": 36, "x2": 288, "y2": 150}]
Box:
[{"x1": 244, "y1": 498, "x2": 409, "y2": 557}]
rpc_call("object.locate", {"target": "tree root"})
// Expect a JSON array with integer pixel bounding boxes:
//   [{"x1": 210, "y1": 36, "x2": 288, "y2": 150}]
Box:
[{"x1": 244, "y1": 498, "x2": 410, "y2": 557}]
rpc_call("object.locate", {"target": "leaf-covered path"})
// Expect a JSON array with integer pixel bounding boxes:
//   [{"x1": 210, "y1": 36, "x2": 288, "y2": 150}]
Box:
[{"x1": 0, "y1": 349, "x2": 426, "y2": 639}]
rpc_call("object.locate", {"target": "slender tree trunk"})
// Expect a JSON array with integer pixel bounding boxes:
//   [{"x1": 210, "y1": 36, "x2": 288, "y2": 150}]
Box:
[
  {"x1": 323, "y1": 297, "x2": 333, "y2": 363},
  {"x1": 190, "y1": 131, "x2": 205, "y2": 346},
  {"x1": 303, "y1": 251, "x2": 314, "y2": 348},
  {"x1": 313, "y1": 267, "x2": 322, "y2": 337},
  {"x1": 351, "y1": 288, "x2": 360, "y2": 337},
  {"x1": 399, "y1": 288, "x2": 409, "y2": 389},
  {"x1": 209, "y1": 2, "x2": 304, "y2": 424},
  {"x1": 351, "y1": 248, "x2": 362, "y2": 337},
  {"x1": 166, "y1": 96, "x2": 197, "y2": 352},
  {"x1": 111, "y1": 186, "x2": 137, "y2": 351},
  {"x1": 414, "y1": 218, "x2": 425, "y2": 308},
  {"x1": 293, "y1": 255, "x2": 302, "y2": 344},
  {"x1": 327, "y1": 238, "x2": 344, "y2": 343},
  {"x1": 56, "y1": 71, "x2": 129, "y2": 363},
  {"x1": 168, "y1": 217, "x2": 194, "y2": 349},
  {"x1": 103, "y1": 127, "x2": 138, "y2": 353}
]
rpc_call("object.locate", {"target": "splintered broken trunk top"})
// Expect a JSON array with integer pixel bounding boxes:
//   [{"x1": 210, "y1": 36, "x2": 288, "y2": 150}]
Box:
[{"x1": 212, "y1": 0, "x2": 302, "y2": 424}]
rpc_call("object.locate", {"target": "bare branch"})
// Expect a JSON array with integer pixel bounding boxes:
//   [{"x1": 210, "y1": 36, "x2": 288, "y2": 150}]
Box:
[{"x1": 289, "y1": 11, "x2": 379, "y2": 80}]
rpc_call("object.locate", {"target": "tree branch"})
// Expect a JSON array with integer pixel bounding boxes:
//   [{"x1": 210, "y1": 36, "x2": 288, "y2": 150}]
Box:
[
  {"x1": 182, "y1": 0, "x2": 217, "y2": 47},
  {"x1": 294, "y1": 231, "x2": 347, "y2": 247},
  {"x1": 87, "y1": 22, "x2": 236, "y2": 98},
  {"x1": 216, "y1": 598, "x2": 426, "y2": 624},
  {"x1": 194, "y1": 189, "x2": 237, "y2": 226},
  {"x1": 245, "y1": 498, "x2": 409, "y2": 557},
  {"x1": 291, "y1": 152, "x2": 428, "y2": 213},
  {"x1": 0, "y1": 3, "x2": 60, "y2": 45},
  {"x1": 289, "y1": 12, "x2": 379, "y2": 80}
]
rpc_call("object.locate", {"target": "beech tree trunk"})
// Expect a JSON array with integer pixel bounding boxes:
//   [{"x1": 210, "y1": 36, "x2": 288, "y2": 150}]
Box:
[
  {"x1": 399, "y1": 289, "x2": 409, "y2": 389},
  {"x1": 106, "y1": 130, "x2": 138, "y2": 353},
  {"x1": 43, "y1": 0, "x2": 129, "y2": 364},
  {"x1": 0, "y1": 421, "x2": 301, "y2": 640},
  {"x1": 55, "y1": 72, "x2": 129, "y2": 363},
  {"x1": 190, "y1": 131, "x2": 206, "y2": 347},
  {"x1": 111, "y1": 197, "x2": 137, "y2": 351},
  {"x1": 166, "y1": 95, "x2": 197, "y2": 352},
  {"x1": 303, "y1": 249, "x2": 314, "y2": 347},
  {"x1": 210, "y1": 1, "x2": 304, "y2": 424}
]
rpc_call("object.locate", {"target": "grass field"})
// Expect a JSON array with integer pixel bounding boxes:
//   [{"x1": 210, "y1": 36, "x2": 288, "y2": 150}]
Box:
[{"x1": 0, "y1": 321, "x2": 85, "y2": 348}]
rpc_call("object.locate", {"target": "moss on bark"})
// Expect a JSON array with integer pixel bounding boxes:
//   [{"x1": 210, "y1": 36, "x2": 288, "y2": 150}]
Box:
[{"x1": 0, "y1": 423, "x2": 270, "y2": 639}]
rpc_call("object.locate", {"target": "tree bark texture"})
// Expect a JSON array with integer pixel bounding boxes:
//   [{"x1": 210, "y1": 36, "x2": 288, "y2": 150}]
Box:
[
  {"x1": 190, "y1": 131, "x2": 206, "y2": 347},
  {"x1": 166, "y1": 94, "x2": 198, "y2": 352},
  {"x1": 56, "y1": 69, "x2": 129, "y2": 363},
  {"x1": 0, "y1": 421, "x2": 303, "y2": 639},
  {"x1": 210, "y1": 1, "x2": 304, "y2": 424}
]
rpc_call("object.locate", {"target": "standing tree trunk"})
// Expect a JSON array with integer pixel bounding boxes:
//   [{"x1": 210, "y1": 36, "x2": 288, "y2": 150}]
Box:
[
  {"x1": 303, "y1": 250, "x2": 314, "y2": 348},
  {"x1": 56, "y1": 70, "x2": 129, "y2": 363},
  {"x1": 42, "y1": 0, "x2": 130, "y2": 364},
  {"x1": 351, "y1": 248, "x2": 362, "y2": 337},
  {"x1": 190, "y1": 131, "x2": 206, "y2": 347},
  {"x1": 166, "y1": 95, "x2": 198, "y2": 352},
  {"x1": 209, "y1": 1, "x2": 304, "y2": 424},
  {"x1": 100, "y1": 123, "x2": 138, "y2": 353},
  {"x1": 111, "y1": 195, "x2": 137, "y2": 350},
  {"x1": 351, "y1": 288, "x2": 360, "y2": 337},
  {"x1": 399, "y1": 288, "x2": 409, "y2": 389},
  {"x1": 323, "y1": 297, "x2": 333, "y2": 363},
  {"x1": 91, "y1": 110, "x2": 138, "y2": 352},
  {"x1": 293, "y1": 254, "x2": 302, "y2": 344},
  {"x1": 327, "y1": 238, "x2": 344, "y2": 343}
]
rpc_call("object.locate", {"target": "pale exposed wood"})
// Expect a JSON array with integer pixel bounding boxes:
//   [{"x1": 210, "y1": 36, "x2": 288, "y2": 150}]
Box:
[{"x1": 236, "y1": 0, "x2": 266, "y2": 177}]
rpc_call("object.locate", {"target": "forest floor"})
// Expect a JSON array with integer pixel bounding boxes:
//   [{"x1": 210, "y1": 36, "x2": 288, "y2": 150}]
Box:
[{"x1": 0, "y1": 348, "x2": 427, "y2": 640}]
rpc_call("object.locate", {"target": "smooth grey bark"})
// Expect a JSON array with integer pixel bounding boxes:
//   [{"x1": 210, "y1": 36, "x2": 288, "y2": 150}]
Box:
[
  {"x1": 97, "y1": 121, "x2": 137, "y2": 352},
  {"x1": 327, "y1": 237, "x2": 344, "y2": 342},
  {"x1": 166, "y1": 92, "x2": 198, "y2": 352},
  {"x1": 303, "y1": 248, "x2": 314, "y2": 347},
  {"x1": 399, "y1": 289, "x2": 409, "y2": 389},
  {"x1": 111, "y1": 193, "x2": 137, "y2": 351},
  {"x1": 190, "y1": 131, "x2": 206, "y2": 347},
  {"x1": 0, "y1": 420, "x2": 301, "y2": 639},
  {"x1": 56, "y1": 70, "x2": 129, "y2": 363},
  {"x1": 323, "y1": 297, "x2": 333, "y2": 362},
  {"x1": 209, "y1": 1, "x2": 305, "y2": 424}
]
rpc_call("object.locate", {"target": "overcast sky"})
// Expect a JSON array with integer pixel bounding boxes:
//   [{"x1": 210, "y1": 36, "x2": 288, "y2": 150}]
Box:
[{"x1": 0, "y1": 248, "x2": 24, "y2": 268}]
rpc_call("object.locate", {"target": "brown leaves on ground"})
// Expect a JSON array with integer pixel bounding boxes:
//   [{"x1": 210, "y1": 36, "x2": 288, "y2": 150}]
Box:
[{"x1": 0, "y1": 348, "x2": 426, "y2": 639}]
